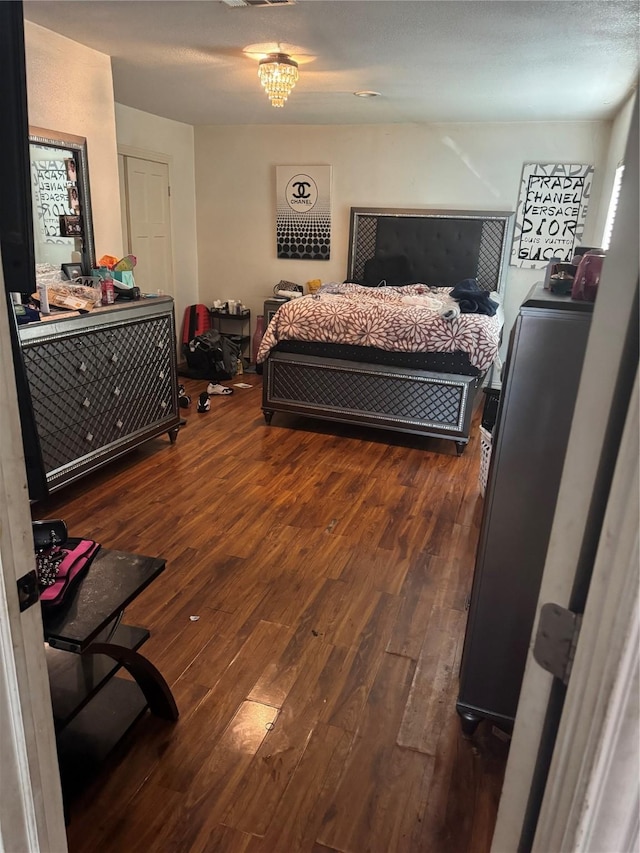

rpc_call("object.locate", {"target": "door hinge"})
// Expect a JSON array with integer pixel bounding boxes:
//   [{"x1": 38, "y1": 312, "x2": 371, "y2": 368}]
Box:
[
  {"x1": 533, "y1": 603, "x2": 582, "y2": 685},
  {"x1": 17, "y1": 569, "x2": 39, "y2": 612},
  {"x1": 168, "y1": 185, "x2": 171, "y2": 197}
]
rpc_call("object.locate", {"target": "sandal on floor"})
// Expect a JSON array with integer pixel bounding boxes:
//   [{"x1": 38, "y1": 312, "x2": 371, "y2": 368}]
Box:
[
  {"x1": 207, "y1": 383, "x2": 233, "y2": 396},
  {"x1": 197, "y1": 392, "x2": 210, "y2": 412}
]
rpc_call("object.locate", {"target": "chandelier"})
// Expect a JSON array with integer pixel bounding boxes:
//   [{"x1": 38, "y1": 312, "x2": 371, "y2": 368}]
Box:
[{"x1": 258, "y1": 52, "x2": 299, "y2": 108}]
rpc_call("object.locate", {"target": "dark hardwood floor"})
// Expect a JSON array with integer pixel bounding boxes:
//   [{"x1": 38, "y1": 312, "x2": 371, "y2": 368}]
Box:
[{"x1": 34, "y1": 374, "x2": 508, "y2": 853}]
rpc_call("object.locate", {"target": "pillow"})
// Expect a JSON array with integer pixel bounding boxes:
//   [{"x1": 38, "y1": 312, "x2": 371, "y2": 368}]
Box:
[{"x1": 363, "y1": 254, "x2": 412, "y2": 287}]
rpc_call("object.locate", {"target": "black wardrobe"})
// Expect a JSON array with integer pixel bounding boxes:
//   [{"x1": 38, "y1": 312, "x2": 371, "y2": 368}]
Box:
[{"x1": 457, "y1": 284, "x2": 593, "y2": 734}]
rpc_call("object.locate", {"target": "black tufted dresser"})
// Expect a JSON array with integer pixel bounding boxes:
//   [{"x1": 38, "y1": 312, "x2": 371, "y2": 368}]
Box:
[{"x1": 19, "y1": 296, "x2": 181, "y2": 494}]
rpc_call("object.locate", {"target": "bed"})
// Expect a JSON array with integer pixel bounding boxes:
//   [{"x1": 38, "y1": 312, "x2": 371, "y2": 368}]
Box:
[{"x1": 259, "y1": 207, "x2": 514, "y2": 453}]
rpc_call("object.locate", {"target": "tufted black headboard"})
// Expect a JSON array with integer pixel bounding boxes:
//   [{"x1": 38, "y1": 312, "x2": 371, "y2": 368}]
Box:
[{"x1": 347, "y1": 208, "x2": 514, "y2": 292}]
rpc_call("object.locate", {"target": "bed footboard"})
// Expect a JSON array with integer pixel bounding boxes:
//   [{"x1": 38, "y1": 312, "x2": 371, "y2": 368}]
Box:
[{"x1": 262, "y1": 352, "x2": 480, "y2": 452}]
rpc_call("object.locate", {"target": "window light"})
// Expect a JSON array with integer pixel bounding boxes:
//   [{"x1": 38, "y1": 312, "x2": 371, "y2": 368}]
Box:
[{"x1": 601, "y1": 164, "x2": 625, "y2": 251}]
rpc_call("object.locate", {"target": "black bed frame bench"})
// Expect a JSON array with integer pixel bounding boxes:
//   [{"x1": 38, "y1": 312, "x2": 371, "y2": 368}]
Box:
[{"x1": 262, "y1": 351, "x2": 480, "y2": 455}]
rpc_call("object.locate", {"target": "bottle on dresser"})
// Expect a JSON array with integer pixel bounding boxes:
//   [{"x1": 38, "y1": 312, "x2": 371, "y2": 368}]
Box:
[{"x1": 101, "y1": 271, "x2": 115, "y2": 305}]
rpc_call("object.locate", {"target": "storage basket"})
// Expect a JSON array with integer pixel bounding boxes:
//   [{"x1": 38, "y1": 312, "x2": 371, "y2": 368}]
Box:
[
  {"x1": 481, "y1": 388, "x2": 500, "y2": 431},
  {"x1": 479, "y1": 426, "x2": 492, "y2": 497}
]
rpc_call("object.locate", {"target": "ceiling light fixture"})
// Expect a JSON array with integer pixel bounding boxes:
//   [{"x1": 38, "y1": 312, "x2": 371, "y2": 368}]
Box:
[
  {"x1": 354, "y1": 91, "x2": 381, "y2": 98},
  {"x1": 258, "y1": 52, "x2": 299, "y2": 107}
]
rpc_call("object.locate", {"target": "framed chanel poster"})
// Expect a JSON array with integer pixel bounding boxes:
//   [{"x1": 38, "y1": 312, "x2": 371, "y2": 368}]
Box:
[
  {"x1": 510, "y1": 162, "x2": 594, "y2": 268},
  {"x1": 276, "y1": 165, "x2": 331, "y2": 260}
]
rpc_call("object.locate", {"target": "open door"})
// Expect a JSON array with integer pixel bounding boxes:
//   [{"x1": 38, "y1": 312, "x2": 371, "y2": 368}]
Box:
[
  {"x1": 0, "y1": 259, "x2": 67, "y2": 852},
  {"x1": 0, "y1": 5, "x2": 68, "y2": 848},
  {"x1": 493, "y1": 96, "x2": 639, "y2": 851}
]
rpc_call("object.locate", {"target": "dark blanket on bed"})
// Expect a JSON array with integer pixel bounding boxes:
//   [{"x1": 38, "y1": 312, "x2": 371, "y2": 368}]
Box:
[{"x1": 450, "y1": 279, "x2": 498, "y2": 316}]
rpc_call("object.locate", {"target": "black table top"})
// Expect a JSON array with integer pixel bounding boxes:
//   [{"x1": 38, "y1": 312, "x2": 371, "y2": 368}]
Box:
[
  {"x1": 42, "y1": 549, "x2": 165, "y2": 652},
  {"x1": 524, "y1": 283, "x2": 594, "y2": 313}
]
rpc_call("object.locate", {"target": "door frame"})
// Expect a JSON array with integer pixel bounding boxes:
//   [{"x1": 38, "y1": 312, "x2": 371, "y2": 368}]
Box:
[
  {"x1": 0, "y1": 263, "x2": 68, "y2": 852},
  {"x1": 534, "y1": 373, "x2": 638, "y2": 852},
  {"x1": 492, "y1": 95, "x2": 638, "y2": 852}
]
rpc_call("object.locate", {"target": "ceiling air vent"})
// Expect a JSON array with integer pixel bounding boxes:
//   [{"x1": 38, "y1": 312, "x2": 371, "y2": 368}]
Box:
[{"x1": 222, "y1": 0, "x2": 295, "y2": 6}]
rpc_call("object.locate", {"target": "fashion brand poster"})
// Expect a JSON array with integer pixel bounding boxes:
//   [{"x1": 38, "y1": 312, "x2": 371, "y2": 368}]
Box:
[
  {"x1": 31, "y1": 158, "x2": 76, "y2": 239},
  {"x1": 510, "y1": 163, "x2": 594, "y2": 268},
  {"x1": 276, "y1": 165, "x2": 331, "y2": 260}
]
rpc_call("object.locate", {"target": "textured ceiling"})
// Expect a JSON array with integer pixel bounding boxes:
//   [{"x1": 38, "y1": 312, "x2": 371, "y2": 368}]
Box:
[{"x1": 23, "y1": 0, "x2": 639, "y2": 126}]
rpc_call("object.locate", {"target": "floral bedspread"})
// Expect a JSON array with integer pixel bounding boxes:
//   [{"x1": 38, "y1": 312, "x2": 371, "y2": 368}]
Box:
[{"x1": 256, "y1": 283, "x2": 501, "y2": 371}]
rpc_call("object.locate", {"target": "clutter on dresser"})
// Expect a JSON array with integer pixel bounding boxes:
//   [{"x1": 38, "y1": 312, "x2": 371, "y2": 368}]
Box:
[
  {"x1": 61, "y1": 262, "x2": 84, "y2": 281},
  {"x1": 571, "y1": 249, "x2": 605, "y2": 303},
  {"x1": 570, "y1": 245, "x2": 604, "y2": 265},
  {"x1": 32, "y1": 264, "x2": 102, "y2": 313},
  {"x1": 100, "y1": 269, "x2": 115, "y2": 304},
  {"x1": 548, "y1": 262, "x2": 578, "y2": 295},
  {"x1": 92, "y1": 254, "x2": 140, "y2": 301},
  {"x1": 542, "y1": 257, "x2": 562, "y2": 290},
  {"x1": 12, "y1": 301, "x2": 41, "y2": 324},
  {"x1": 542, "y1": 245, "x2": 606, "y2": 298}
]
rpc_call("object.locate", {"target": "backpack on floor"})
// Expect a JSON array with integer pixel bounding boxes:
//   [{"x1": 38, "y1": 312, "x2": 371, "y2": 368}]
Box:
[
  {"x1": 181, "y1": 304, "x2": 211, "y2": 347},
  {"x1": 183, "y1": 329, "x2": 240, "y2": 380}
]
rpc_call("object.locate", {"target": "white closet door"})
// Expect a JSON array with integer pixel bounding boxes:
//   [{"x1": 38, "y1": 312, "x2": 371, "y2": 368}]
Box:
[{"x1": 123, "y1": 156, "x2": 174, "y2": 296}]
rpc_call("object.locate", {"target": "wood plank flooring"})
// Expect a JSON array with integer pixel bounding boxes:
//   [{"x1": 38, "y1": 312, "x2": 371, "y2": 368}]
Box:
[{"x1": 34, "y1": 375, "x2": 508, "y2": 853}]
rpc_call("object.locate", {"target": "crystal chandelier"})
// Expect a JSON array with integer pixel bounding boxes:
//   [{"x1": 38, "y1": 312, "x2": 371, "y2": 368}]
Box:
[{"x1": 258, "y1": 52, "x2": 299, "y2": 108}]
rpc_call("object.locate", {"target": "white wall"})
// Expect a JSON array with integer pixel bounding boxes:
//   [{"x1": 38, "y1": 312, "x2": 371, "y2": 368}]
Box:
[
  {"x1": 194, "y1": 121, "x2": 610, "y2": 350},
  {"x1": 115, "y1": 103, "x2": 199, "y2": 341},
  {"x1": 24, "y1": 22, "x2": 123, "y2": 261}
]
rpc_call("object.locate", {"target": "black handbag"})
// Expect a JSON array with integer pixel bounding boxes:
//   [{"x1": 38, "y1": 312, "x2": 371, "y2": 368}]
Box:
[
  {"x1": 184, "y1": 329, "x2": 239, "y2": 380},
  {"x1": 32, "y1": 519, "x2": 68, "y2": 552}
]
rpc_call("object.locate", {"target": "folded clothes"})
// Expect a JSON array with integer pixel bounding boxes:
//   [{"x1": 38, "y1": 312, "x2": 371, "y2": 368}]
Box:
[{"x1": 450, "y1": 278, "x2": 498, "y2": 316}]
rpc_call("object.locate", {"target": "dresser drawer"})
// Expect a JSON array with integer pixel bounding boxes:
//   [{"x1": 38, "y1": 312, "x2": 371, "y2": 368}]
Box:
[
  {"x1": 30, "y1": 344, "x2": 175, "y2": 438},
  {"x1": 39, "y1": 387, "x2": 176, "y2": 475},
  {"x1": 22, "y1": 316, "x2": 174, "y2": 398},
  {"x1": 39, "y1": 410, "x2": 124, "y2": 473}
]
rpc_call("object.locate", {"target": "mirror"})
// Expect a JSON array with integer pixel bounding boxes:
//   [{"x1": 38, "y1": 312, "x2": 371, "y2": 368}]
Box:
[{"x1": 28, "y1": 126, "x2": 96, "y2": 275}]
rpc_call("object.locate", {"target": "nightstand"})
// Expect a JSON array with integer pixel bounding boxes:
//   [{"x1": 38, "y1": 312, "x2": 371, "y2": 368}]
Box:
[{"x1": 264, "y1": 296, "x2": 290, "y2": 326}]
